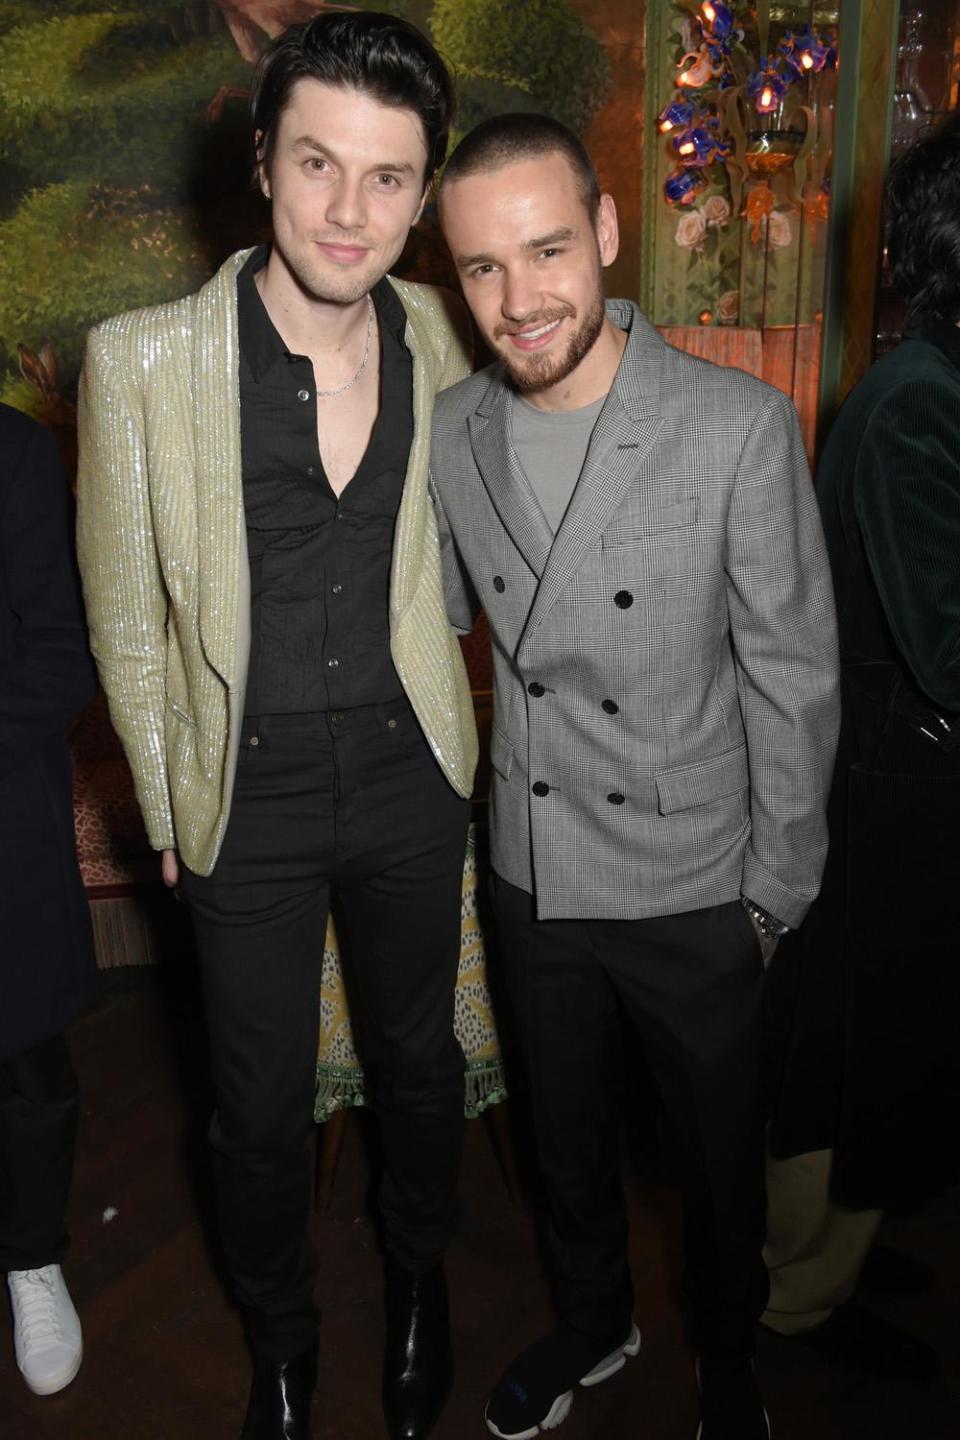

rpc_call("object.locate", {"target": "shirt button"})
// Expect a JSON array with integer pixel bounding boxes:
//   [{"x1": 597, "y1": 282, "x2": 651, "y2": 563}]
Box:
[
  {"x1": 614, "y1": 590, "x2": 634, "y2": 609},
  {"x1": 493, "y1": 576, "x2": 506, "y2": 593},
  {"x1": 528, "y1": 682, "x2": 545, "y2": 697},
  {"x1": 331, "y1": 582, "x2": 343, "y2": 595},
  {"x1": 297, "y1": 389, "x2": 311, "y2": 402},
  {"x1": 306, "y1": 465, "x2": 315, "y2": 477},
  {"x1": 327, "y1": 657, "x2": 339, "y2": 669},
  {"x1": 602, "y1": 699, "x2": 619, "y2": 715},
  {"x1": 531, "y1": 781, "x2": 550, "y2": 797},
  {"x1": 248, "y1": 735, "x2": 259, "y2": 747},
  {"x1": 607, "y1": 792, "x2": 625, "y2": 805},
  {"x1": 387, "y1": 718, "x2": 398, "y2": 729}
]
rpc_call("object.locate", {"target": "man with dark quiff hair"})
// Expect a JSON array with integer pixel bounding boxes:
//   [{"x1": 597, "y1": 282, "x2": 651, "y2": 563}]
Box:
[
  {"x1": 251, "y1": 11, "x2": 455, "y2": 180},
  {"x1": 78, "y1": 13, "x2": 477, "y2": 1439}
]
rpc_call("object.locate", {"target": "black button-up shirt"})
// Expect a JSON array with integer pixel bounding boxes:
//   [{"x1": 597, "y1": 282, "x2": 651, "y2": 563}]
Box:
[{"x1": 237, "y1": 246, "x2": 413, "y2": 713}]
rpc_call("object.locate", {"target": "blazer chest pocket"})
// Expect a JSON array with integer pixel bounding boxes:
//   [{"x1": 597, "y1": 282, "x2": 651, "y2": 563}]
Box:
[
  {"x1": 490, "y1": 726, "x2": 514, "y2": 781},
  {"x1": 656, "y1": 743, "x2": 748, "y2": 815},
  {"x1": 603, "y1": 495, "x2": 699, "y2": 546}
]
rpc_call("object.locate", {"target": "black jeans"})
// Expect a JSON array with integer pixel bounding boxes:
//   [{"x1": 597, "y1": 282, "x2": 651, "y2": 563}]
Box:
[
  {"x1": 0, "y1": 1034, "x2": 79, "y2": 1272},
  {"x1": 492, "y1": 875, "x2": 769, "y2": 1368},
  {"x1": 180, "y1": 699, "x2": 470, "y2": 1361}
]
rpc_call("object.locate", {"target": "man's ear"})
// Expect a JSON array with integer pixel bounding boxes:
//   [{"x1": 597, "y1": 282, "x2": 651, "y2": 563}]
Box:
[
  {"x1": 255, "y1": 129, "x2": 271, "y2": 200},
  {"x1": 412, "y1": 179, "x2": 433, "y2": 229},
  {"x1": 596, "y1": 192, "x2": 620, "y2": 268}
]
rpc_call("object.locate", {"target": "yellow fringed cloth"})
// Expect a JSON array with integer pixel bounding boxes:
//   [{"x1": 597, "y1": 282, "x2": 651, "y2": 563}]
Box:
[{"x1": 315, "y1": 826, "x2": 506, "y2": 1122}]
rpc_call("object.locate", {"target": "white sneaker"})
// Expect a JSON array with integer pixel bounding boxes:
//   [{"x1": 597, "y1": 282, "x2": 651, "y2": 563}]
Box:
[{"x1": 7, "y1": 1265, "x2": 83, "y2": 1395}]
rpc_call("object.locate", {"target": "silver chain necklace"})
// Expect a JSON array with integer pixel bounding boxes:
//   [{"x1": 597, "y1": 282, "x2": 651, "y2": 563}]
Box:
[{"x1": 315, "y1": 294, "x2": 375, "y2": 399}]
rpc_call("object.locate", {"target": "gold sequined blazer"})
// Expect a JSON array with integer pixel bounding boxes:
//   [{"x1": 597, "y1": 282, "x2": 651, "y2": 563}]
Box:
[{"x1": 76, "y1": 249, "x2": 478, "y2": 876}]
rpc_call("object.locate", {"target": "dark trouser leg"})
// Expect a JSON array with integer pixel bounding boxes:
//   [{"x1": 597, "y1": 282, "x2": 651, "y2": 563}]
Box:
[
  {"x1": 0, "y1": 1034, "x2": 79, "y2": 1272},
  {"x1": 180, "y1": 725, "x2": 334, "y2": 1363},
  {"x1": 491, "y1": 874, "x2": 634, "y2": 1344},
  {"x1": 333, "y1": 704, "x2": 470, "y2": 1273},
  {"x1": 599, "y1": 902, "x2": 768, "y2": 1367}
]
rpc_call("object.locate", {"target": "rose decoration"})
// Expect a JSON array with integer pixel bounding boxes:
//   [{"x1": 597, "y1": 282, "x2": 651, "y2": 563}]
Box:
[
  {"x1": 716, "y1": 289, "x2": 740, "y2": 325},
  {"x1": 675, "y1": 210, "x2": 708, "y2": 251},
  {"x1": 767, "y1": 210, "x2": 793, "y2": 248},
  {"x1": 703, "y1": 195, "x2": 731, "y2": 228}
]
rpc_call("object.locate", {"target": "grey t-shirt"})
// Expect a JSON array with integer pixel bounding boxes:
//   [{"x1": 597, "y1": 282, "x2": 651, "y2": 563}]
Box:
[{"x1": 511, "y1": 392, "x2": 606, "y2": 534}]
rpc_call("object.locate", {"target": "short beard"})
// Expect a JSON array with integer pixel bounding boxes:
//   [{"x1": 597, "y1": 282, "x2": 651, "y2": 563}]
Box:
[
  {"x1": 498, "y1": 290, "x2": 606, "y2": 395},
  {"x1": 285, "y1": 251, "x2": 377, "y2": 307},
  {"x1": 272, "y1": 230, "x2": 385, "y2": 308}
]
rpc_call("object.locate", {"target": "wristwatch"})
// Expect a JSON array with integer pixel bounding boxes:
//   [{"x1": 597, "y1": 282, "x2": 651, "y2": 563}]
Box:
[{"x1": 741, "y1": 896, "x2": 790, "y2": 940}]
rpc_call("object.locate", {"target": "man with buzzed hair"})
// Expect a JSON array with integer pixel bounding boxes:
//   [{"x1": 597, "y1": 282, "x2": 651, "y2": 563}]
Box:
[
  {"x1": 431, "y1": 113, "x2": 840, "y2": 1440},
  {"x1": 78, "y1": 14, "x2": 477, "y2": 1440}
]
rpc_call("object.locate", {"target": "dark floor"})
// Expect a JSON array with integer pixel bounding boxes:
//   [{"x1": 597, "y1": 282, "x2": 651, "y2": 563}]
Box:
[{"x1": 1, "y1": 958, "x2": 957, "y2": 1440}]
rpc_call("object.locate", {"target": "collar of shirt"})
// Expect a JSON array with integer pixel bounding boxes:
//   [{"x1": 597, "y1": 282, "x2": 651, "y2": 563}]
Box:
[
  {"x1": 906, "y1": 317, "x2": 960, "y2": 375},
  {"x1": 236, "y1": 243, "x2": 409, "y2": 384}
]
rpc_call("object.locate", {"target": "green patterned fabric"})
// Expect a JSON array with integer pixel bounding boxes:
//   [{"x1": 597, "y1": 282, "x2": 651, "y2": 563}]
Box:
[{"x1": 315, "y1": 826, "x2": 506, "y2": 1122}]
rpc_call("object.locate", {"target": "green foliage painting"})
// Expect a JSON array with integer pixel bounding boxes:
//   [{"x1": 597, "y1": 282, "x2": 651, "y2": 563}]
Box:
[{"x1": 0, "y1": 0, "x2": 612, "y2": 426}]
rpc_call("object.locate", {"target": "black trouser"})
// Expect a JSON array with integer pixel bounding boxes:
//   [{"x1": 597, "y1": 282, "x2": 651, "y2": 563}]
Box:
[
  {"x1": 492, "y1": 876, "x2": 768, "y2": 1368},
  {"x1": 0, "y1": 1034, "x2": 79, "y2": 1273},
  {"x1": 180, "y1": 700, "x2": 470, "y2": 1362}
]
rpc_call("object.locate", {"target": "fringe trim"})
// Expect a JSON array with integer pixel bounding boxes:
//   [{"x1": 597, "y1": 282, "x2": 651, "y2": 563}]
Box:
[{"x1": 314, "y1": 1058, "x2": 507, "y2": 1124}]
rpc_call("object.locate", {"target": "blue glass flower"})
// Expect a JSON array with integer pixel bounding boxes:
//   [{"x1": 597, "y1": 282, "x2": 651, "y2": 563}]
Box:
[
  {"x1": 747, "y1": 59, "x2": 789, "y2": 114},
  {"x1": 779, "y1": 26, "x2": 831, "y2": 78},
  {"x1": 701, "y1": 2, "x2": 736, "y2": 42},
  {"x1": 657, "y1": 99, "x2": 696, "y2": 133},
  {"x1": 673, "y1": 126, "x2": 719, "y2": 168},
  {"x1": 664, "y1": 168, "x2": 706, "y2": 206}
]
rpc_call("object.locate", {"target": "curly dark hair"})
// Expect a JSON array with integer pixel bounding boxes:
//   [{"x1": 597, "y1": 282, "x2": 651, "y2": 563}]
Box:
[
  {"x1": 251, "y1": 11, "x2": 454, "y2": 182},
  {"x1": 887, "y1": 111, "x2": 960, "y2": 327}
]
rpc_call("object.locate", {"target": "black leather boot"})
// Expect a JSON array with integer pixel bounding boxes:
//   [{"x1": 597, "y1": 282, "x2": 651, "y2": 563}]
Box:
[
  {"x1": 382, "y1": 1262, "x2": 453, "y2": 1440},
  {"x1": 241, "y1": 1343, "x2": 317, "y2": 1439}
]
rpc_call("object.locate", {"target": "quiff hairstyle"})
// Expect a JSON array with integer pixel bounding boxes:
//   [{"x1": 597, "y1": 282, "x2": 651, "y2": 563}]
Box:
[
  {"x1": 251, "y1": 11, "x2": 455, "y2": 181},
  {"x1": 887, "y1": 111, "x2": 960, "y2": 328},
  {"x1": 439, "y1": 112, "x2": 601, "y2": 221}
]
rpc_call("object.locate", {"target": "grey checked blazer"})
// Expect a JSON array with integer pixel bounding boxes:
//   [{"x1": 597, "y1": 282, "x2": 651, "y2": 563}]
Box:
[{"x1": 431, "y1": 300, "x2": 840, "y2": 925}]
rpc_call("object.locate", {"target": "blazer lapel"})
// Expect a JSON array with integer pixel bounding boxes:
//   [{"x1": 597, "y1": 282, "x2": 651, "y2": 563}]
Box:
[
  {"x1": 193, "y1": 250, "x2": 249, "y2": 687},
  {"x1": 469, "y1": 374, "x2": 554, "y2": 579},
  {"x1": 518, "y1": 307, "x2": 666, "y2": 657},
  {"x1": 389, "y1": 297, "x2": 434, "y2": 619}
]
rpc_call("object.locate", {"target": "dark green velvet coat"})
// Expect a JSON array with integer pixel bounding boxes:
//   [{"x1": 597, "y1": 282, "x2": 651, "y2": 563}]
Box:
[
  {"x1": 0, "y1": 405, "x2": 98, "y2": 1062},
  {"x1": 766, "y1": 324, "x2": 960, "y2": 1209}
]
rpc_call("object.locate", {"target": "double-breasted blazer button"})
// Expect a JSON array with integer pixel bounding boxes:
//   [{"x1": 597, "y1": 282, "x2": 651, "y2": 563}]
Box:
[
  {"x1": 607, "y1": 792, "x2": 625, "y2": 805},
  {"x1": 601, "y1": 699, "x2": 619, "y2": 714},
  {"x1": 532, "y1": 781, "x2": 550, "y2": 797},
  {"x1": 493, "y1": 575, "x2": 506, "y2": 593},
  {"x1": 614, "y1": 590, "x2": 634, "y2": 609},
  {"x1": 528, "y1": 682, "x2": 545, "y2": 697}
]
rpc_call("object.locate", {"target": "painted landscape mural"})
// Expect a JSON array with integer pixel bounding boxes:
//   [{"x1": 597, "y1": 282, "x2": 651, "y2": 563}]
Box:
[{"x1": 0, "y1": 0, "x2": 644, "y2": 432}]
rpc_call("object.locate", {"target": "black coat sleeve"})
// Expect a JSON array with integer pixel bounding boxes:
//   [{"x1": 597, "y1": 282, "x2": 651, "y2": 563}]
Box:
[
  {"x1": 854, "y1": 378, "x2": 960, "y2": 710},
  {"x1": 0, "y1": 409, "x2": 98, "y2": 777}
]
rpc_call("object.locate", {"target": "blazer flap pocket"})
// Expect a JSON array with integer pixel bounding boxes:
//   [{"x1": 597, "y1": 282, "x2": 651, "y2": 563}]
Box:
[
  {"x1": 656, "y1": 744, "x2": 748, "y2": 815},
  {"x1": 603, "y1": 495, "x2": 699, "y2": 545},
  {"x1": 489, "y1": 725, "x2": 514, "y2": 781}
]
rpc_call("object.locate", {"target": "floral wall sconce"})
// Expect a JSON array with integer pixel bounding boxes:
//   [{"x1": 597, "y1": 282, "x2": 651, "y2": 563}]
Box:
[{"x1": 645, "y1": 1, "x2": 841, "y2": 456}]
